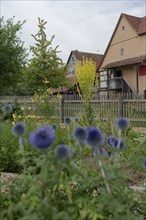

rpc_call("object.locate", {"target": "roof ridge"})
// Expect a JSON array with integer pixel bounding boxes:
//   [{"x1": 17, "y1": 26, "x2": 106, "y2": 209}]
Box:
[
  {"x1": 122, "y1": 13, "x2": 141, "y2": 19},
  {"x1": 74, "y1": 50, "x2": 102, "y2": 56}
]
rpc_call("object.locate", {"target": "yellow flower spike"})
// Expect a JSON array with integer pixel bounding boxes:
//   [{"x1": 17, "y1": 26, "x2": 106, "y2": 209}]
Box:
[{"x1": 12, "y1": 114, "x2": 16, "y2": 119}]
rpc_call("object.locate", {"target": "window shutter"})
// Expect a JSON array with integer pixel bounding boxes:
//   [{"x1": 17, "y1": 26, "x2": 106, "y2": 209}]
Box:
[{"x1": 139, "y1": 65, "x2": 146, "y2": 76}]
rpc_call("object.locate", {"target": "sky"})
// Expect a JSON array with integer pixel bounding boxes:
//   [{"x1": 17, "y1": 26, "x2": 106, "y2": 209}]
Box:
[{"x1": 1, "y1": 0, "x2": 146, "y2": 63}]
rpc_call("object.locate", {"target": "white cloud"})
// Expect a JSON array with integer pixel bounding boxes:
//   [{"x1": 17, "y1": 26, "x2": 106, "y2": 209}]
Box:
[{"x1": 1, "y1": 0, "x2": 145, "y2": 62}]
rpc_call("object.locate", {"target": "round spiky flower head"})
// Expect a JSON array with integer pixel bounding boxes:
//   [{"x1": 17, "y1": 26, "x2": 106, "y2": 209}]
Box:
[
  {"x1": 55, "y1": 144, "x2": 72, "y2": 159},
  {"x1": 73, "y1": 127, "x2": 88, "y2": 145},
  {"x1": 74, "y1": 117, "x2": 79, "y2": 123},
  {"x1": 112, "y1": 138, "x2": 125, "y2": 150},
  {"x1": 115, "y1": 117, "x2": 129, "y2": 131},
  {"x1": 106, "y1": 135, "x2": 117, "y2": 147},
  {"x1": 29, "y1": 125, "x2": 55, "y2": 149},
  {"x1": 12, "y1": 122, "x2": 26, "y2": 137},
  {"x1": 2, "y1": 104, "x2": 12, "y2": 114},
  {"x1": 144, "y1": 159, "x2": 146, "y2": 168},
  {"x1": 64, "y1": 117, "x2": 71, "y2": 125},
  {"x1": 52, "y1": 124, "x2": 58, "y2": 130},
  {"x1": 86, "y1": 127, "x2": 104, "y2": 148}
]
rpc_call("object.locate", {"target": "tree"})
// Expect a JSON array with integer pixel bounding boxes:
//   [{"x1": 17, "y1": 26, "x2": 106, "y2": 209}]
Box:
[
  {"x1": 24, "y1": 18, "x2": 68, "y2": 91},
  {"x1": 0, "y1": 17, "x2": 27, "y2": 95},
  {"x1": 75, "y1": 58, "x2": 98, "y2": 126},
  {"x1": 75, "y1": 58, "x2": 97, "y2": 100}
]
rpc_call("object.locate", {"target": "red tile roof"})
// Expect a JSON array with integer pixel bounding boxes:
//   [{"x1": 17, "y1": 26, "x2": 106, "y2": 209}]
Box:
[
  {"x1": 67, "y1": 75, "x2": 77, "y2": 83},
  {"x1": 51, "y1": 76, "x2": 77, "y2": 94},
  {"x1": 51, "y1": 86, "x2": 69, "y2": 94},
  {"x1": 123, "y1": 13, "x2": 146, "y2": 35},
  {"x1": 138, "y1": 16, "x2": 146, "y2": 35},
  {"x1": 103, "y1": 55, "x2": 146, "y2": 69},
  {"x1": 98, "y1": 13, "x2": 146, "y2": 71},
  {"x1": 73, "y1": 50, "x2": 103, "y2": 68}
]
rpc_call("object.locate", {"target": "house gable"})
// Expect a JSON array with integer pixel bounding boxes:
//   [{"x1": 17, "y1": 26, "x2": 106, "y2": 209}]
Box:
[
  {"x1": 100, "y1": 13, "x2": 146, "y2": 70},
  {"x1": 67, "y1": 52, "x2": 77, "y2": 76},
  {"x1": 112, "y1": 16, "x2": 137, "y2": 44},
  {"x1": 66, "y1": 50, "x2": 103, "y2": 75}
]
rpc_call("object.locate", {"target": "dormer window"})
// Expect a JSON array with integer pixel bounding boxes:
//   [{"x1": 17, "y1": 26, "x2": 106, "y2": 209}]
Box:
[
  {"x1": 122, "y1": 26, "x2": 125, "y2": 31},
  {"x1": 120, "y1": 48, "x2": 124, "y2": 56}
]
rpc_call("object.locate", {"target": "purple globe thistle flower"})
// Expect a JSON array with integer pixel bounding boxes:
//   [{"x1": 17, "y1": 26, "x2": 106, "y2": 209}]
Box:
[
  {"x1": 52, "y1": 124, "x2": 58, "y2": 130},
  {"x1": 55, "y1": 144, "x2": 72, "y2": 159},
  {"x1": 86, "y1": 127, "x2": 104, "y2": 148},
  {"x1": 73, "y1": 127, "x2": 88, "y2": 145},
  {"x1": 12, "y1": 122, "x2": 26, "y2": 137},
  {"x1": 144, "y1": 159, "x2": 146, "y2": 168},
  {"x1": 74, "y1": 117, "x2": 79, "y2": 123},
  {"x1": 115, "y1": 117, "x2": 129, "y2": 131},
  {"x1": 2, "y1": 104, "x2": 12, "y2": 114},
  {"x1": 112, "y1": 138, "x2": 125, "y2": 150},
  {"x1": 29, "y1": 126, "x2": 55, "y2": 149},
  {"x1": 106, "y1": 135, "x2": 117, "y2": 147},
  {"x1": 64, "y1": 117, "x2": 71, "y2": 125}
]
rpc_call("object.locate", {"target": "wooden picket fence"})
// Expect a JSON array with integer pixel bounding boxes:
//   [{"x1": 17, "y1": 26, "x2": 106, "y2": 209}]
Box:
[{"x1": 0, "y1": 96, "x2": 146, "y2": 127}]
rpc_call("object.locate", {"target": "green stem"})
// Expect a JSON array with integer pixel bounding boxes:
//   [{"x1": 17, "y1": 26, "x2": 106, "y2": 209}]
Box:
[
  {"x1": 19, "y1": 137, "x2": 26, "y2": 173},
  {"x1": 98, "y1": 159, "x2": 111, "y2": 194},
  {"x1": 67, "y1": 125, "x2": 70, "y2": 147}
]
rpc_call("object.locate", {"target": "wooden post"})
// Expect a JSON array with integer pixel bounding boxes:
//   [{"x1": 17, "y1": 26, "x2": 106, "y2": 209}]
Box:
[
  {"x1": 118, "y1": 95, "x2": 123, "y2": 117},
  {"x1": 136, "y1": 65, "x2": 139, "y2": 93},
  {"x1": 60, "y1": 97, "x2": 64, "y2": 123},
  {"x1": 107, "y1": 70, "x2": 110, "y2": 99}
]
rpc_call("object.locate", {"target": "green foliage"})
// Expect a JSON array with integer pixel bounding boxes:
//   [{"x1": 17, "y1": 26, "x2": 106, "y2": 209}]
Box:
[
  {"x1": 0, "y1": 122, "x2": 21, "y2": 172},
  {"x1": 75, "y1": 58, "x2": 97, "y2": 100},
  {"x1": 31, "y1": 88, "x2": 61, "y2": 119},
  {"x1": 79, "y1": 101, "x2": 97, "y2": 126},
  {"x1": 0, "y1": 101, "x2": 23, "y2": 121},
  {"x1": 24, "y1": 18, "x2": 68, "y2": 91},
  {"x1": 1, "y1": 148, "x2": 146, "y2": 219},
  {"x1": 75, "y1": 59, "x2": 98, "y2": 126},
  {"x1": 0, "y1": 17, "x2": 27, "y2": 95},
  {"x1": 122, "y1": 130, "x2": 146, "y2": 171},
  {"x1": 0, "y1": 116, "x2": 146, "y2": 219}
]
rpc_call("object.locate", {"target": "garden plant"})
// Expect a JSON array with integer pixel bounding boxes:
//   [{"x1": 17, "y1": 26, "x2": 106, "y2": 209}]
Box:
[{"x1": 0, "y1": 103, "x2": 146, "y2": 220}]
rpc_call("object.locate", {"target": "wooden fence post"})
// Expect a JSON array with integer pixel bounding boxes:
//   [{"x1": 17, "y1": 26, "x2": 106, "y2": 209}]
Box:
[
  {"x1": 60, "y1": 97, "x2": 64, "y2": 123},
  {"x1": 118, "y1": 95, "x2": 123, "y2": 117}
]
